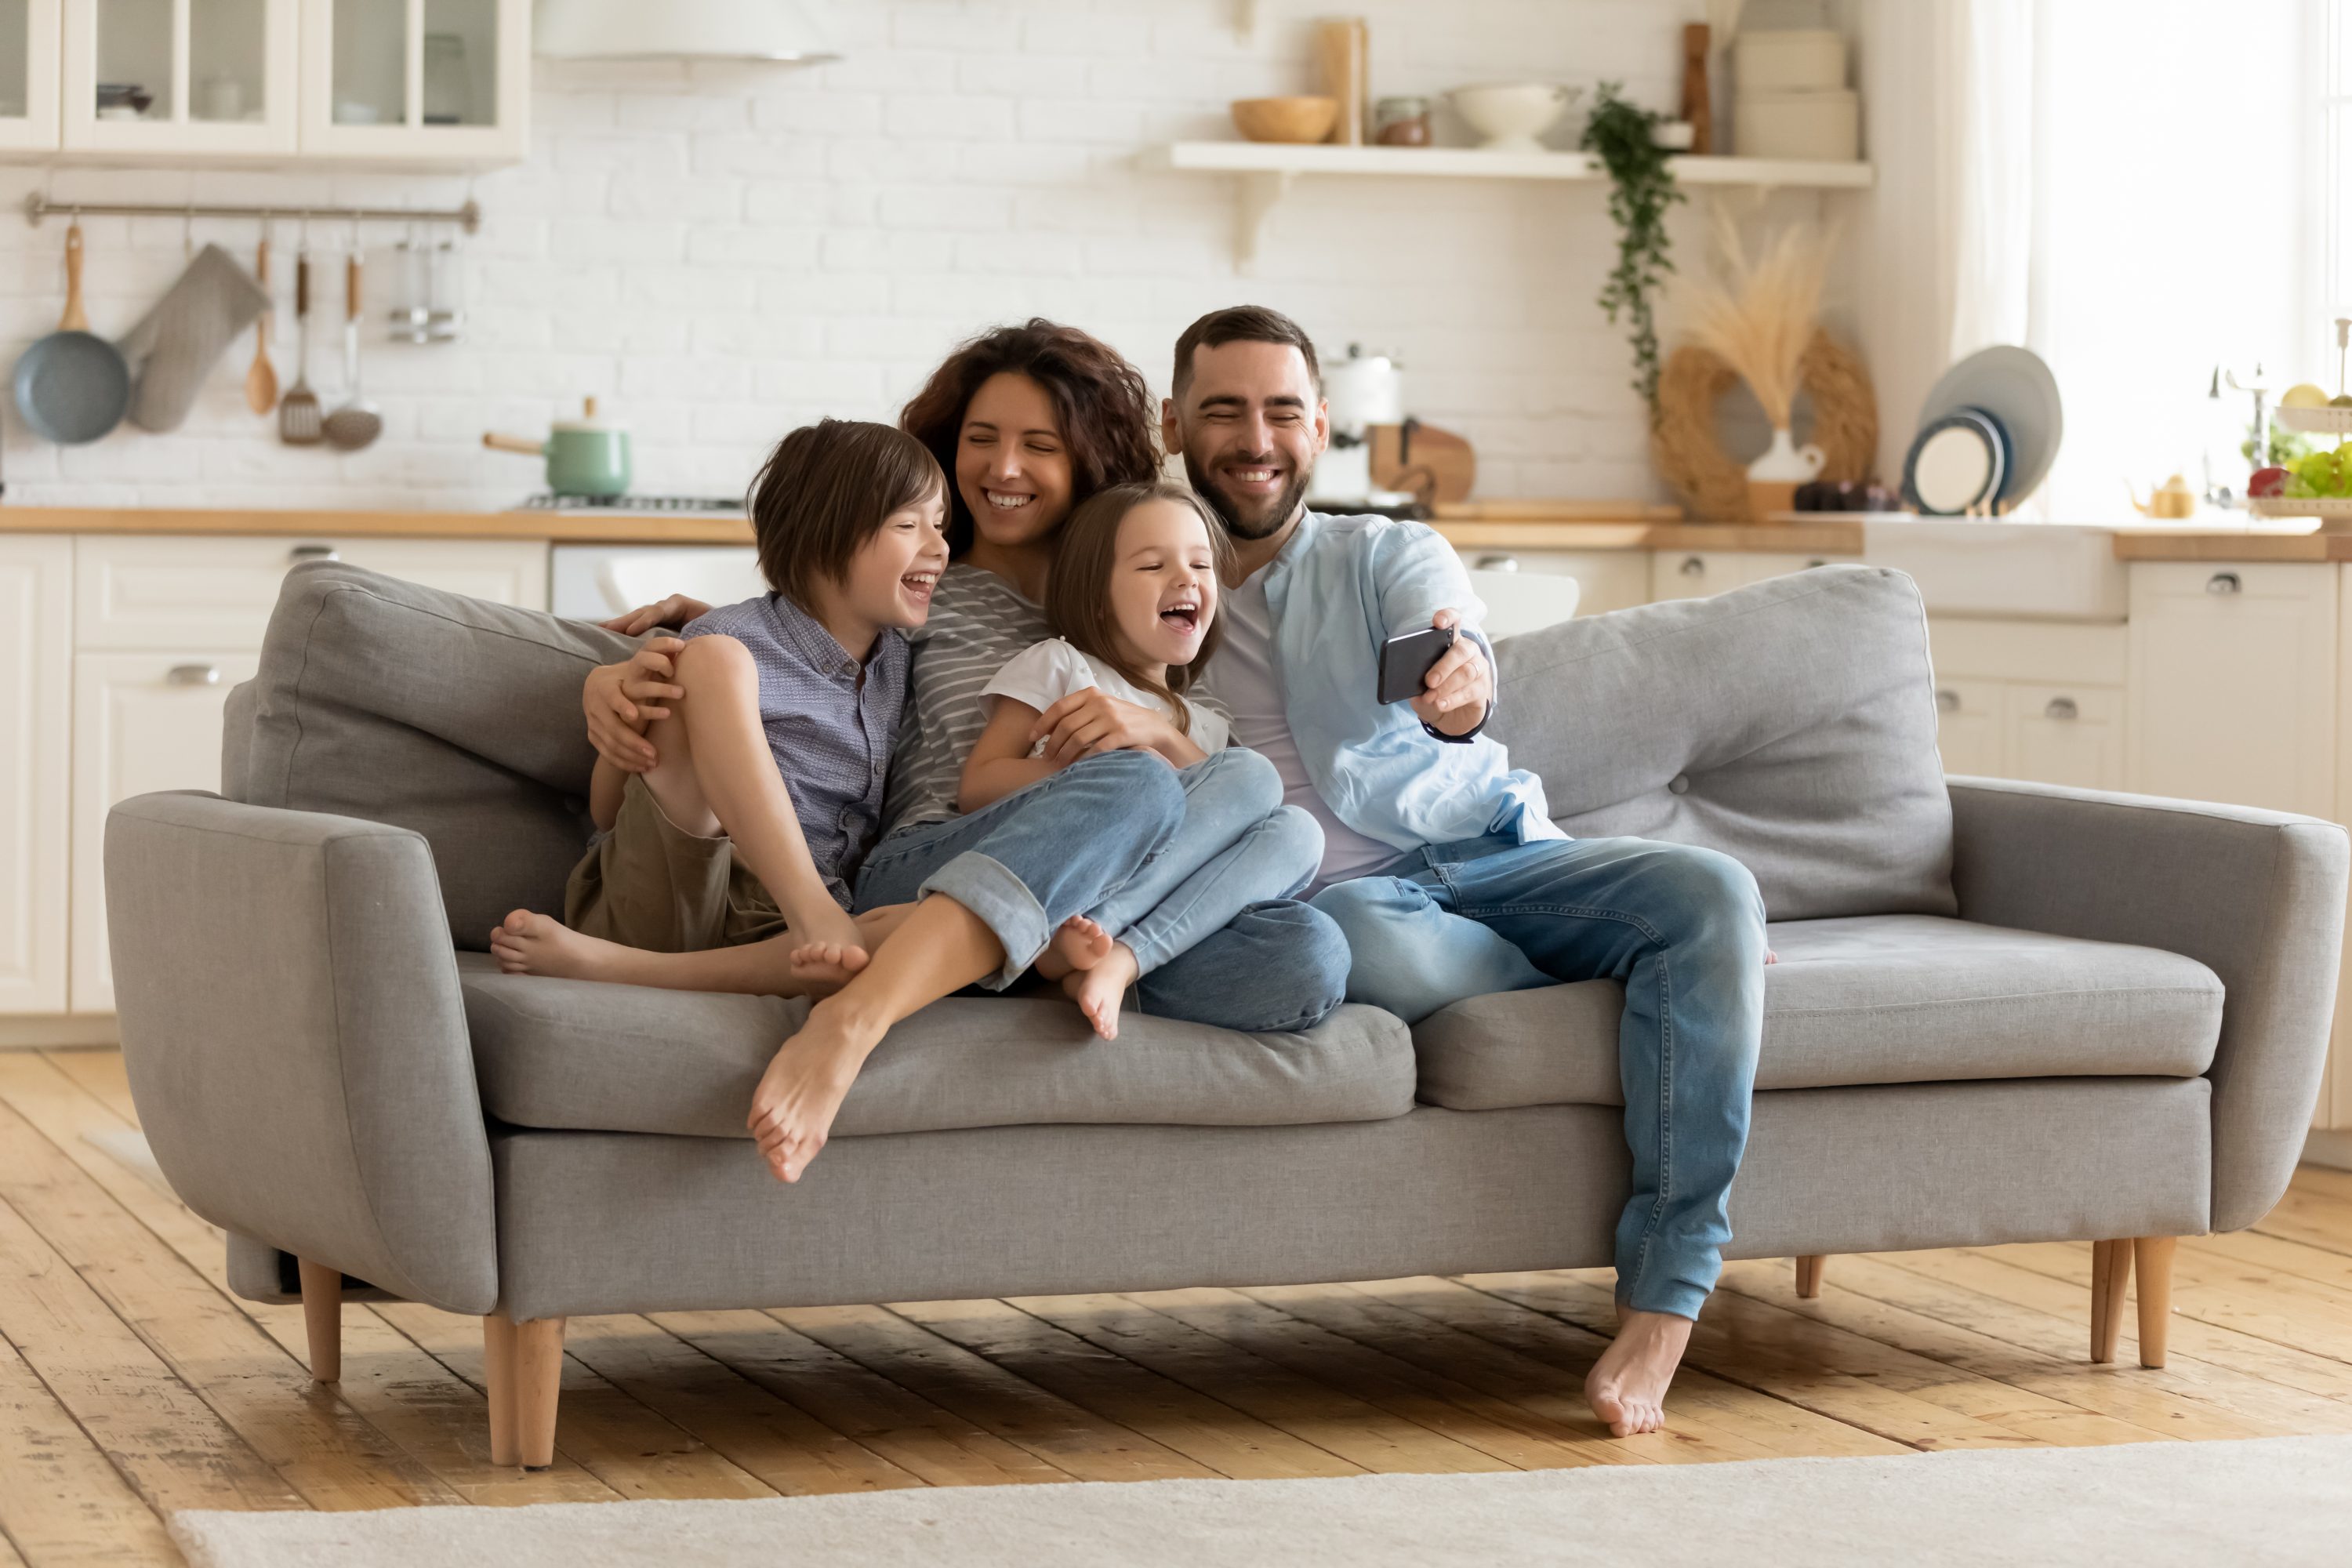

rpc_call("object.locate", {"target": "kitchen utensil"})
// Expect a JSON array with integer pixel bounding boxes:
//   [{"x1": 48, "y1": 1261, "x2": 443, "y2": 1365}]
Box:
[
  {"x1": 244, "y1": 238, "x2": 277, "y2": 413},
  {"x1": 117, "y1": 243, "x2": 270, "y2": 432},
  {"x1": 484, "y1": 397, "x2": 633, "y2": 497},
  {"x1": 1682, "y1": 23, "x2": 1713, "y2": 153},
  {"x1": 1371, "y1": 419, "x2": 1476, "y2": 506},
  {"x1": 1314, "y1": 18, "x2": 1367, "y2": 144},
  {"x1": 1918, "y1": 345, "x2": 2063, "y2": 503},
  {"x1": 13, "y1": 220, "x2": 132, "y2": 445},
  {"x1": 2126, "y1": 474, "x2": 2198, "y2": 519},
  {"x1": 1450, "y1": 82, "x2": 1580, "y2": 153},
  {"x1": 1310, "y1": 345, "x2": 1413, "y2": 508},
  {"x1": 1230, "y1": 96, "x2": 1339, "y2": 144},
  {"x1": 322, "y1": 252, "x2": 382, "y2": 450},
  {"x1": 1903, "y1": 408, "x2": 2008, "y2": 514},
  {"x1": 279, "y1": 245, "x2": 322, "y2": 445}
]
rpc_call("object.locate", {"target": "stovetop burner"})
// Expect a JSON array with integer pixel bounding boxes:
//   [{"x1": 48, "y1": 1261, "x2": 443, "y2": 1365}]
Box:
[{"x1": 517, "y1": 493, "x2": 744, "y2": 514}]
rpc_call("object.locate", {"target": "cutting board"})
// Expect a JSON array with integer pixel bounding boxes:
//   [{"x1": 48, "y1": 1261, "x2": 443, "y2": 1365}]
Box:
[{"x1": 1372, "y1": 422, "x2": 1476, "y2": 506}]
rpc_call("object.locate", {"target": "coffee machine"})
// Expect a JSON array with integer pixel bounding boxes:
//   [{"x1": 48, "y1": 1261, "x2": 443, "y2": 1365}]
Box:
[{"x1": 1309, "y1": 343, "x2": 1421, "y2": 512}]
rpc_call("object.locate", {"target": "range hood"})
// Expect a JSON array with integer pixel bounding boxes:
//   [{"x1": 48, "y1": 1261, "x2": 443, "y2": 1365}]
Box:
[{"x1": 535, "y1": 0, "x2": 841, "y2": 64}]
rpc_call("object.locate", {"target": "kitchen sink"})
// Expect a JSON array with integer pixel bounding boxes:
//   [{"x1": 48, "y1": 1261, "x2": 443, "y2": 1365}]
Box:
[{"x1": 1860, "y1": 518, "x2": 2128, "y2": 622}]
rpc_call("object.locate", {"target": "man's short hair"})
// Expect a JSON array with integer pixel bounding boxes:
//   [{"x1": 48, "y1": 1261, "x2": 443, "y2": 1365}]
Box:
[{"x1": 1171, "y1": 305, "x2": 1322, "y2": 403}]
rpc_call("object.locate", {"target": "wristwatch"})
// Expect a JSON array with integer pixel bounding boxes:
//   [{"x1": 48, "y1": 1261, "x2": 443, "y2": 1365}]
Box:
[{"x1": 1424, "y1": 702, "x2": 1489, "y2": 744}]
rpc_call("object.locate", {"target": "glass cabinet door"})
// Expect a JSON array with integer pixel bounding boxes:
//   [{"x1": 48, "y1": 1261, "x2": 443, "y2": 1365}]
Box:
[
  {"x1": 65, "y1": 0, "x2": 296, "y2": 151},
  {"x1": 0, "y1": 0, "x2": 59, "y2": 151},
  {"x1": 302, "y1": 0, "x2": 525, "y2": 160}
]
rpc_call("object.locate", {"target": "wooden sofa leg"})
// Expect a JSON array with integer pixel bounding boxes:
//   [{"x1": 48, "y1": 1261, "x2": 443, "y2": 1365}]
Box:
[
  {"x1": 482, "y1": 1314, "x2": 519, "y2": 1466},
  {"x1": 1795, "y1": 1254, "x2": 1827, "y2": 1298},
  {"x1": 2134, "y1": 1236, "x2": 2176, "y2": 1369},
  {"x1": 2090, "y1": 1239, "x2": 2132, "y2": 1363},
  {"x1": 515, "y1": 1318, "x2": 566, "y2": 1469},
  {"x1": 296, "y1": 1259, "x2": 342, "y2": 1383}
]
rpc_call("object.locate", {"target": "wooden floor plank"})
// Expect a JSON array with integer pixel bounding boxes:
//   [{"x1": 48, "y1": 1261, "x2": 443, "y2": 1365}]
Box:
[
  {"x1": 1011, "y1": 1292, "x2": 1511, "y2": 1475},
  {"x1": 1994, "y1": 1240, "x2": 2352, "y2": 1370},
  {"x1": 561, "y1": 1315, "x2": 918, "y2": 1497},
  {"x1": 659, "y1": 1308, "x2": 1068, "y2": 1487},
  {"x1": 888, "y1": 1298, "x2": 1365, "y2": 1481},
  {"x1": 0, "y1": 1054, "x2": 614, "y2": 1509},
  {"x1": 0, "y1": 1333, "x2": 180, "y2": 1567},
  {"x1": 2252, "y1": 1183, "x2": 2352, "y2": 1258},
  {"x1": 32, "y1": 1055, "x2": 138, "y2": 1129}
]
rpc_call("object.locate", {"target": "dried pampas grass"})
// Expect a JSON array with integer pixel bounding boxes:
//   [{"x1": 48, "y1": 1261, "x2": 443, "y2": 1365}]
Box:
[
  {"x1": 1652, "y1": 332, "x2": 1878, "y2": 521},
  {"x1": 1677, "y1": 216, "x2": 1837, "y2": 430}
]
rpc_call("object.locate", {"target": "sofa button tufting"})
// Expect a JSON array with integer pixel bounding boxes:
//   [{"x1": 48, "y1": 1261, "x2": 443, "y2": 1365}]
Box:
[{"x1": 1668, "y1": 774, "x2": 1690, "y2": 795}]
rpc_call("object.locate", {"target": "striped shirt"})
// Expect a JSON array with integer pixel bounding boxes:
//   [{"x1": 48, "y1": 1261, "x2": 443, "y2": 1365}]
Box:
[
  {"x1": 679, "y1": 591, "x2": 907, "y2": 907},
  {"x1": 881, "y1": 563, "x2": 1048, "y2": 835}
]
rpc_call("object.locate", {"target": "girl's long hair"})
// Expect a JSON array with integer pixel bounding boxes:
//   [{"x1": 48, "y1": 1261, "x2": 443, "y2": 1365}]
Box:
[
  {"x1": 1044, "y1": 481, "x2": 1232, "y2": 737},
  {"x1": 898, "y1": 319, "x2": 1160, "y2": 558}
]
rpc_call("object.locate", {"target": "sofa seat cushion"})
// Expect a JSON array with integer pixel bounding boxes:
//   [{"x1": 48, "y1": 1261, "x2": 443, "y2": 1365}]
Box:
[
  {"x1": 1411, "y1": 914, "x2": 2225, "y2": 1111},
  {"x1": 456, "y1": 958, "x2": 1416, "y2": 1138}
]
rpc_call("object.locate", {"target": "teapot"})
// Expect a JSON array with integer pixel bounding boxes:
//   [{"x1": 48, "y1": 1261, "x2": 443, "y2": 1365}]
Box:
[{"x1": 2127, "y1": 474, "x2": 2198, "y2": 520}]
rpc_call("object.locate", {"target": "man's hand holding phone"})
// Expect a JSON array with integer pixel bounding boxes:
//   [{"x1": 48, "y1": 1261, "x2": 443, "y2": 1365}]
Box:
[{"x1": 1377, "y1": 608, "x2": 1490, "y2": 739}]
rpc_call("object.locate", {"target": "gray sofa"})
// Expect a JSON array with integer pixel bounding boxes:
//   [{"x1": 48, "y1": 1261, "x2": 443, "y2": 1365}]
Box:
[{"x1": 107, "y1": 561, "x2": 2348, "y2": 1469}]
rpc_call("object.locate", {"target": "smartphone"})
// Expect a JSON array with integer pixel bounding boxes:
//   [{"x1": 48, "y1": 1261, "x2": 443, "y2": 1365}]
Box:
[{"x1": 1377, "y1": 625, "x2": 1456, "y2": 705}]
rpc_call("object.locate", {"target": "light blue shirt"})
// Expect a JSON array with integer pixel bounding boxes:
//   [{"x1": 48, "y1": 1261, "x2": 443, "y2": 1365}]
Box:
[{"x1": 1254, "y1": 510, "x2": 1565, "y2": 856}]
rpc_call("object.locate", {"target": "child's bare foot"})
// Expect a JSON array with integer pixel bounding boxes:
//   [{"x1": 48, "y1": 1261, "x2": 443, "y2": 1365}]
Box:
[
  {"x1": 746, "y1": 999, "x2": 882, "y2": 1182},
  {"x1": 1061, "y1": 941, "x2": 1139, "y2": 1040},
  {"x1": 786, "y1": 941, "x2": 870, "y2": 996},
  {"x1": 1583, "y1": 1307, "x2": 1693, "y2": 1436},
  {"x1": 1033, "y1": 914, "x2": 1113, "y2": 981},
  {"x1": 488, "y1": 909, "x2": 622, "y2": 979}
]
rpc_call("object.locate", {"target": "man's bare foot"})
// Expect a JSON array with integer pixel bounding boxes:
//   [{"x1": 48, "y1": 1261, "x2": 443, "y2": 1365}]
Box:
[
  {"x1": 1584, "y1": 1307, "x2": 1693, "y2": 1436},
  {"x1": 1061, "y1": 941, "x2": 1139, "y2": 1040},
  {"x1": 488, "y1": 909, "x2": 626, "y2": 980},
  {"x1": 1766, "y1": 949, "x2": 1778, "y2": 965},
  {"x1": 746, "y1": 999, "x2": 882, "y2": 1182},
  {"x1": 786, "y1": 941, "x2": 870, "y2": 996},
  {"x1": 1033, "y1": 914, "x2": 1113, "y2": 982}
]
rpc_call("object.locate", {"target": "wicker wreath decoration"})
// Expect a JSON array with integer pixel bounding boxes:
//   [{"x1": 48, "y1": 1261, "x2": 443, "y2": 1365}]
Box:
[{"x1": 1651, "y1": 330, "x2": 1878, "y2": 521}]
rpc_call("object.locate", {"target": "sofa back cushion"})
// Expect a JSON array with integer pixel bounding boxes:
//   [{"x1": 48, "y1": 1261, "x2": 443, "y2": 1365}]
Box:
[
  {"x1": 230, "y1": 562, "x2": 635, "y2": 949},
  {"x1": 1490, "y1": 565, "x2": 1955, "y2": 920}
]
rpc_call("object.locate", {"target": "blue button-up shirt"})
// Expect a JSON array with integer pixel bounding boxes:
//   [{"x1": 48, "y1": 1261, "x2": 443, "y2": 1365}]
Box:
[{"x1": 681, "y1": 592, "x2": 908, "y2": 908}]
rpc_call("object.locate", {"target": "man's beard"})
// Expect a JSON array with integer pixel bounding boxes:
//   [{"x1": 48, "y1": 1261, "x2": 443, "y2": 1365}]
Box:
[{"x1": 1183, "y1": 448, "x2": 1311, "y2": 542}]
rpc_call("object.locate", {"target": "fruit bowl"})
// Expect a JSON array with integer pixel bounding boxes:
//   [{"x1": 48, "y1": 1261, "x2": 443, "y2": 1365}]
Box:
[
  {"x1": 2274, "y1": 404, "x2": 2352, "y2": 434},
  {"x1": 1230, "y1": 96, "x2": 1340, "y2": 144},
  {"x1": 2250, "y1": 495, "x2": 2352, "y2": 528}
]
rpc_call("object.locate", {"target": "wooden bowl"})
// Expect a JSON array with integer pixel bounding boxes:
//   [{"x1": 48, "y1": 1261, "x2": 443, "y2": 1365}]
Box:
[{"x1": 1231, "y1": 96, "x2": 1340, "y2": 144}]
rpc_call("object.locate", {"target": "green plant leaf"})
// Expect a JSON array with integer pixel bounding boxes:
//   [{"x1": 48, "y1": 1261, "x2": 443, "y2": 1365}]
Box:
[{"x1": 1581, "y1": 82, "x2": 1684, "y2": 417}]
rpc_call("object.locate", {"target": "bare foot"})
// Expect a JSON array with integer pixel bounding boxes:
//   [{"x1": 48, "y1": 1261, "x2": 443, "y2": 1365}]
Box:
[
  {"x1": 1033, "y1": 914, "x2": 1113, "y2": 982},
  {"x1": 786, "y1": 941, "x2": 870, "y2": 996},
  {"x1": 1766, "y1": 949, "x2": 1778, "y2": 965},
  {"x1": 1583, "y1": 1307, "x2": 1693, "y2": 1436},
  {"x1": 746, "y1": 1000, "x2": 881, "y2": 1182},
  {"x1": 488, "y1": 909, "x2": 626, "y2": 979},
  {"x1": 1061, "y1": 942, "x2": 1139, "y2": 1040},
  {"x1": 855, "y1": 902, "x2": 915, "y2": 949}
]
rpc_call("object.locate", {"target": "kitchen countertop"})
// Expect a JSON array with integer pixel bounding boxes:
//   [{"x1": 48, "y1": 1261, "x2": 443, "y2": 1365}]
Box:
[{"x1": 2108, "y1": 523, "x2": 2352, "y2": 562}]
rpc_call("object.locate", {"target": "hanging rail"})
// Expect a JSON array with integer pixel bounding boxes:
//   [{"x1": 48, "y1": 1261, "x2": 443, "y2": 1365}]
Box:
[{"x1": 23, "y1": 194, "x2": 482, "y2": 233}]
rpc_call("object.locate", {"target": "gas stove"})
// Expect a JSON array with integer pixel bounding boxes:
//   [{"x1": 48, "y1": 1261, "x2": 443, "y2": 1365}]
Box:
[{"x1": 515, "y1": 493, "x2": 744, "y2": 514}]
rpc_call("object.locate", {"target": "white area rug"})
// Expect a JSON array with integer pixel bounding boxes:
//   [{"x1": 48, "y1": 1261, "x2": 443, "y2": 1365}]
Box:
[{"x1": 173, "y1": 1434, "x2": 2352, "y2": 1567}]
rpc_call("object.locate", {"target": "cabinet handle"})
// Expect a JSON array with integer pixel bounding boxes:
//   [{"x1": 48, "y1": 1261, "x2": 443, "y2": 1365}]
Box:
[
  {"x1": 289, "y1": 544, "x2": 340, "y2": 564},
  {"x1": 167, "y1": 663, "x2": 221, "y2": 687},
  {"x1": 1936, "y1": 688, "x2": 1960, "y2": 713},
  {"x1": 1679, "y1": 555, "x2": 1705, "y2": 577},
  {"x1": 1473, "y1": 554, "x2": 1521, "y2": 572},
  {"x1": 2043, "y1": 695, "x2": 2078, "y2": 720},
  {"x1": 2205, "y1": 571, "x2": 2241, "y2": 595}
]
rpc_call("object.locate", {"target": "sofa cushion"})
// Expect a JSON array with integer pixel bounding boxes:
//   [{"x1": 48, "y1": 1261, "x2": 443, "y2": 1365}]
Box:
[
  {"x1": 1411, "y1": 914, "x2": 2225, "y2": 1110},
  {"x1": 457, "y1": 958, "x2": 1417, "y2": 1138},
  {"x1": 1492, "y1": 567, "x2": 1955, "y2": 920}
]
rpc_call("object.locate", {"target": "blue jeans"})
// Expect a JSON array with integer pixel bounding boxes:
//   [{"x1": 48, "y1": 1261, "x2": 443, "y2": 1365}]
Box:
[
  {"x1": 857, "y1": 750, "x2": 1348, "y2": 1033},
  {"x1": 1311, "y1": 835, "x2": 1767, "y2": 1319},
  {"x1": 1091, "y1": 748, "x2": 1324, "y2": 977}
]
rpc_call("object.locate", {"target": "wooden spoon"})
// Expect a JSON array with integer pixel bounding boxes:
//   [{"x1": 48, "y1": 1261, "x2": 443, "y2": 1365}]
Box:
[{"x1": 244, "y1": 237, "x2": 277, "y2": 415}]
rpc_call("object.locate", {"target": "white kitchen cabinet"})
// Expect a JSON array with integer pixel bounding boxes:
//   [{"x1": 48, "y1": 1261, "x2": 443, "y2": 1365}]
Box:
[
  {"x1": 2007, "y1": 682, "x2": 2123, "y2": 790},
  {"x1": 1930, "y1": 677, "x2": 2003, "y2": 777},
  {"x1": 68, "y1": 650, "x2": 259, "y2": 1013},
  {"x1": 298, "y1": 0, "x2": 528, "y2": 162},
  {"x1": 0, "y1": 536, "x2": 71, "y2": 1014},
  {"x1": 1926, "y1": 617, "x2": 2128, "y2": 789},
  {"x1": 2127, "y1": 562, "x2": 2338, "y2": 818},
  {"x1": 1455, "y1": 546, "x2": 1650, "y2": 619},
  {"x1": 62, "y1": 0, "x2": 299, "y2": 155},
  {"x1": 0, "y1": 0, "x2": 61, "y2": 151},
  {"x1": 1649, "y1": 548, "x2": 1860, "y2": 603}
]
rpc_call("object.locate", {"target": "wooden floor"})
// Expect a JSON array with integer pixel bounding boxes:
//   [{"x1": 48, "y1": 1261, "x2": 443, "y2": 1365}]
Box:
[{"x1": 9, "y1": 1049, "x2": 2352, "y2": 1565}]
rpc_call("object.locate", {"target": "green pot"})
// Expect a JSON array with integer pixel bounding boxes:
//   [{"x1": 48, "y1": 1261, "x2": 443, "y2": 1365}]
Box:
[{"x1": 484, "y1": 397, "x2": 632, "y2": 497}]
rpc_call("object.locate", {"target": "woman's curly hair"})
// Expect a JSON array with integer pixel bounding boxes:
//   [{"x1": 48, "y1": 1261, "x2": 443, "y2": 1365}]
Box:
[{"x1": 899, "y1": 318, "x2": 1161, "y2": 557}]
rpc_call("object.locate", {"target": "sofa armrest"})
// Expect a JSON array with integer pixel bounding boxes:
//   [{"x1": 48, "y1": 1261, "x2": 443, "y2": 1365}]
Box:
[
  {"x1": 104, "y1": 791, "x2": 497, "y2": 1313},
  {"x1": 1947, "y1": 776, "x2": 2350, "y2": 1232}
]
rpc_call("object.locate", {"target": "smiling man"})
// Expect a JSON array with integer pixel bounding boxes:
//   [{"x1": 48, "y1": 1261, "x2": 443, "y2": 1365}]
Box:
[{"x1": 1164, "y1": 305, "x2": 1770, "y2": 1439}]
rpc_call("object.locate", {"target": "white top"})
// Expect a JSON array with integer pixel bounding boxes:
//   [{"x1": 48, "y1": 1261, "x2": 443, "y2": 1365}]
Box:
[
  {"x1": 1200, "y1": 570, "x2": 1403, "y2": 891},
  {"x1": 983, "y1": 637, "x2": 1230, "y2": 758}
]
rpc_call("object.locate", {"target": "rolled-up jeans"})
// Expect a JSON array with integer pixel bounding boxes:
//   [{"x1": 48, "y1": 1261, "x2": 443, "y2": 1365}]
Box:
[
  {"x1": 857, "y1": 750, "x2": 1349, "y2": 1034},
  {"x1": 1310, "y1": 834, "x2": 1768, "y2": 1319}
]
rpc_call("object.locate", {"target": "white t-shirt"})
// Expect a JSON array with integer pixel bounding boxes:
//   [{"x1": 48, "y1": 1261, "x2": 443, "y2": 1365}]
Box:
[
  {"x1": 1200, "y1": 570, "x2": 1403, "y2": 891},
  {"x1": 982, "y1": 637, "x2": 1230, "y2": 757}
]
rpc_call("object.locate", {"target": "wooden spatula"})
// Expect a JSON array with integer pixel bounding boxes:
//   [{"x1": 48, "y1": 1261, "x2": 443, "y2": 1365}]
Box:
[{"x1": 244, "y1": 237, "x2": 277, "y2": 416}]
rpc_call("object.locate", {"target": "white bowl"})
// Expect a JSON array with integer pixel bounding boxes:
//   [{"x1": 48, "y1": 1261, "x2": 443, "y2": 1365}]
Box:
[{"x1": 1450, "y1": 82, "x2": 1580, "y2": 153}]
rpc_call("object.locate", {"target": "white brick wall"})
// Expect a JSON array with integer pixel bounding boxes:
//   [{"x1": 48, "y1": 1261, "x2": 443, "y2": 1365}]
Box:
[{"x1": 3, "y1": 0, "x2": 1843, "y2": 510}]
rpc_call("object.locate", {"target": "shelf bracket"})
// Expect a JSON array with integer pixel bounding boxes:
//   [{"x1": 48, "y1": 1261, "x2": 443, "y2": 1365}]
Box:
[{"x1": 1235, "y1": 169, "x2": 1294, "y2": 274}]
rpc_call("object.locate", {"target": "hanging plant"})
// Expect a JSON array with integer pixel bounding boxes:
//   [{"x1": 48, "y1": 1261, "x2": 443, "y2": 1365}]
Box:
[{"x1": 1581, "y1": 82, "x2": 1685, "y2": 416}]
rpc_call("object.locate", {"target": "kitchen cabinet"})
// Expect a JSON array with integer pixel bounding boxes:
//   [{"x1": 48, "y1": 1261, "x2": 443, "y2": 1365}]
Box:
[
  {"x1": 0, "y1": 537, "x2": 71, "y2": 1014},
  {"x1": 1455, "y1": 547, "x2": 1650, "y2": 619},
  {"x1": 297, "y1": 0, "x2": 528, "y2": 162},
  {"x1": 62, "y1": 0, "x2": 299, "y2": 155},
  {"x1": 1648, "y1": 548, "x2": 1860, "y2": 603},
  {"x1": 1927, "y1": 618, "x2": 2128, "y2": 790},
  {"x1": 2127, "y1": 562, "x2": 2337, "y2": 818},
  {"x1": 0, "y1": 0, "x2": 60, "y2": 150}
]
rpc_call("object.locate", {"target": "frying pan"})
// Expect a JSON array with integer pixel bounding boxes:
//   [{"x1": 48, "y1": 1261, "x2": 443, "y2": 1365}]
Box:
[{"x1": 14, "y1": 221, "x2": 131, "y2": 445}]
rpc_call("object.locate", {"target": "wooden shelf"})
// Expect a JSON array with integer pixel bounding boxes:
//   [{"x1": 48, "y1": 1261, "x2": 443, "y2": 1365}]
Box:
[{"x1": 1144, "y1": 142, "x2": 1873, "y2": 267}]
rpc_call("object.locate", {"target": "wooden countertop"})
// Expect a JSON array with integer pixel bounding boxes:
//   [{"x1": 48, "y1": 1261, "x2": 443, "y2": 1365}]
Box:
[
  {"x1": 1431, "y1": 519, "x2": 1864, "y2": 554},
  {"x1": 2110, "y1": 524, "x2": 2352, "y2": 562},
  {"x1": 0, "y1": 506, "x2": 758, "y2": 545}
]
